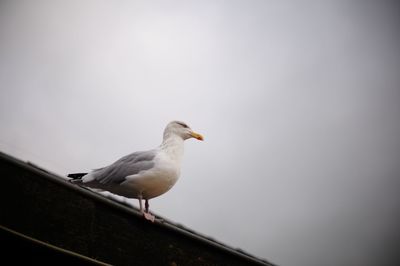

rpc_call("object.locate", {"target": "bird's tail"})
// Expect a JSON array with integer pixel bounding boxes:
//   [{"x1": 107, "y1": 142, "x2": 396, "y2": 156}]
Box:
[{"x1": 67, "y1": 173, "x2": 87, "y2": 183}]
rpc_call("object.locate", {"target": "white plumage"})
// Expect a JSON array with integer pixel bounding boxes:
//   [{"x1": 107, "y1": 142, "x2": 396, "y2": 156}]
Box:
[{"x1": 69, "y1": 121, "x2": 203, "y2": 221}]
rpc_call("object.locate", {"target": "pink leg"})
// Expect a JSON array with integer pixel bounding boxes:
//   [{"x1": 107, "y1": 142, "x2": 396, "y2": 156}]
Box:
[
  {"x1": 145, "y1": 199, "x2": 149, "y2": 213},
  {"x1": 138, "y1": 198, "x2": 143, "y2": 212},
  {"x1": 143, "y1": 199, "x2": 155, "y2": 222}
]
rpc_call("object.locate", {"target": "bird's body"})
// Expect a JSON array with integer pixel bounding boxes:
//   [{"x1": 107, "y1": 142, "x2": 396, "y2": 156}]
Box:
[{"x1": 68, "y1": 121, "x2": 203, "y2": 221}]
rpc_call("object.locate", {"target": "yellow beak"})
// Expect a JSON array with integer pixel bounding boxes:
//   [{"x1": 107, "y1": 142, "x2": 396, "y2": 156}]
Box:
[{"x1": 190, "y1": 131, "x2": 204, "y2": 141}]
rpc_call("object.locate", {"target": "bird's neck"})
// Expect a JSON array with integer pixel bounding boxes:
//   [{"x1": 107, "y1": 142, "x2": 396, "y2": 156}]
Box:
[{"x1": 160, "y1": 135, "x2": 184, "y2": 162}]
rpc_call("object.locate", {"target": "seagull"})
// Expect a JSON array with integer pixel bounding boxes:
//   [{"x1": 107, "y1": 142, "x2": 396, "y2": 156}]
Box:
[{"x1": 68, "y1": 121, "x2": 203, "y2": 222}]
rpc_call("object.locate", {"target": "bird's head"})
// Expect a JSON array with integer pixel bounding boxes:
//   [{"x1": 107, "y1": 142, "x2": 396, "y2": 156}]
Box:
[{"x1": 164, "y1": 121, "x2": 204, "y2": 141}]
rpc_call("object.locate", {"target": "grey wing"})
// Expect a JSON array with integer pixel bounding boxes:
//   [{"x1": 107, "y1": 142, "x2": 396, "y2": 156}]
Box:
[{"x1": 90, "y1": 150, "x2": 157, "y2": 185}]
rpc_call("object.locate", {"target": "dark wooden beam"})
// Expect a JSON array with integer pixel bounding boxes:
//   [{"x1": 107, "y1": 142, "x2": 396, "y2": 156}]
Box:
[{"x1": 0, "y1": 152, "x2": 275, "y2": 266}]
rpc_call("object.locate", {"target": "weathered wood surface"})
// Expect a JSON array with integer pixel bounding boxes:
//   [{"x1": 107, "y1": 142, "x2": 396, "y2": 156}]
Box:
[{"x1": 0, "y1": 152, "x2": 274, "y2": 266}]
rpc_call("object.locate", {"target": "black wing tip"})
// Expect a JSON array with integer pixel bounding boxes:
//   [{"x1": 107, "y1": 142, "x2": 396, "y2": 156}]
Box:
[{"x1": 67, "y1": 173, "x2": 87, "y2": 179}]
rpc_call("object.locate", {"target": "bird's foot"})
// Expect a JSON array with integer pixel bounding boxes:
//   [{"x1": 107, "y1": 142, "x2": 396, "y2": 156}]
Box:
[{"x1": 142, "y1": 211, "x2": 155, "y2": 222}]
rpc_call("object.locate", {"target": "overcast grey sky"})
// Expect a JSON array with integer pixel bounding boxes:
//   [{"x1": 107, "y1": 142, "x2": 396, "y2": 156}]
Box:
[{"x1": 1, "y1": 1, "x2": 399, "y2": 265}]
